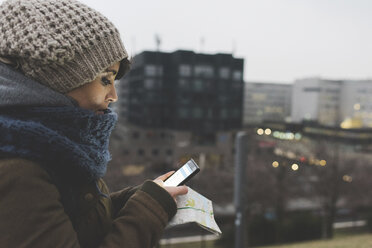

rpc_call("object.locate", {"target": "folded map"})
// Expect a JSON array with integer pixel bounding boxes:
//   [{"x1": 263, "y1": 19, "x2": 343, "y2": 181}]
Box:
[{"x1": 167, "y1": 187, "x2": 222, "y2": 235}]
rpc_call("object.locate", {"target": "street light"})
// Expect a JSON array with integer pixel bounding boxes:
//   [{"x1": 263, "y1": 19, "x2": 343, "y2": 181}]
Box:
[
  {"x1": 291, "y1": 164, "x2": 299, "y2": 171},
  {"x1": 257, "y1": 128, "x2": 264, "y2": 135}
]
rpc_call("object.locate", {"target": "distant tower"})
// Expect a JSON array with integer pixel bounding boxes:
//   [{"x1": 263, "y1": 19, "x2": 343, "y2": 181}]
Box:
[
  {"x1": 155, "y1": 34, "x2": 161, "y2": 52},
  {"x1": 200, "y1": 37, "x2": 205, "y2": 53},
  {"x1": 232, "y1": 39, "x2": 236, "y2": 55}
]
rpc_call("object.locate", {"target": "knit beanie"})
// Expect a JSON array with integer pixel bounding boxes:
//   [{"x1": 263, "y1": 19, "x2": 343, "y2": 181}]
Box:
[{"x1": 0, "y1": 0, "x2": 128, "y2": 93}]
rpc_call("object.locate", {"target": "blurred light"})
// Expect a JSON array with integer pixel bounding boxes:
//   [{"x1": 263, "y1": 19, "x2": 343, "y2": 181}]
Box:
[
  {"x1": 300, "y1": 156, "x2": 306, "y2": 163},
  {"x1": 354, "y1": 103, "x2": 361, "y2": 111},
  {"x1": 274, "y1": 148, "x2": 283, "y2": 155},
  {"x1": 265, "y1": 128, "x2": 272, "y2": 135},
  {"x1": 257, "y1": 128, "x2": 264, "y2": 135},
  {"x1": 343, "y1": 175, "x2": 353, "y2": 183},
  {"x1": 291, "y1": 164, "x2": 299, "y2": 171},
  {"x1": 294, "y1": 133, "x2": 302, "y2": 140},
  {"x1": 122, "y1": 165, "x2": 145, "y2": 176},
  {"x1": 287, "y1": 151, "x2": 296, "y2": 159},
  {"x1": 273, "y1": 131, "x2": 280, "y2": 138},
  {"x1": 319, "y1": 160, "x2": 327, "y2": 166},
  {"x1": 272, "y1": 161, "x2": 279, "y2": 168},
  {"x1": 315, "y1": 159, "x2": 320, "y2": 166},
  {"x1": 340, "y1": 117, "x2": 363, "y2": 129}
]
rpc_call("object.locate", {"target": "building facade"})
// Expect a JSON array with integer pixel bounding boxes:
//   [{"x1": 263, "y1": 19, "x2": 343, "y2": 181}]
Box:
[
  {"x1": 339, "y1": 80, "x2": 372, "y2": 128},
  {"x1": 118, "y1": 50, "x2": 244, "y2": 135},
  {"x1": 291, "y1": 78, "x2": 372, "y2": 128},
  {"x1": 243, "y1": 82, "x2": 292, "y2": 125},
  {"x1": 291, "y1": 78, "x2": 342, "y2": 126}
]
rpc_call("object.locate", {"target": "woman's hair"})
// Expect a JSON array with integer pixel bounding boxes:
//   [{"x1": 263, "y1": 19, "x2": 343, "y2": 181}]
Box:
[
  {"x1": 117, "y1": 57, "x2": 132, "y2": 80},
  {"x1": 0, "y1": 56, "x2": 18, "y2": 68}
]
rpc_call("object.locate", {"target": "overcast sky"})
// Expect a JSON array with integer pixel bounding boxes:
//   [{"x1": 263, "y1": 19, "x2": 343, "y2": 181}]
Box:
[{"x1": 2, "y1": 0, "x2": 372, "y2": 83}]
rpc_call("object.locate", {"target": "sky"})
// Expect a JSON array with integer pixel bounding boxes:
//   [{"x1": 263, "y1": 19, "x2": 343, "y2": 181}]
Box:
[{"x1": 2, "y1": 0, "x2": 372, "y2": 83}]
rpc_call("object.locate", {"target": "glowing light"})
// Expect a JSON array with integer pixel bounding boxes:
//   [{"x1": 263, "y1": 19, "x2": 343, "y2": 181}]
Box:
[
  {"x1": 272, "y1": 131, "x2": 300, "y2": 140},
  {"x1": 257, "y1": 128, "x2": 264, "y2": 135},
  {"x1": 343, "y1": 175, "x2": 353, "y2": 183},
  {"x1": 265, "y1": 128, "x2": 272, "y2": 135},
  {"x1": 273, "y1": 131, "x2": 280, "y2": 138},
  {"x1": 319, "y1": 160, "x2": 327, "y2": 166},
  {"x1": 274, "y1": 148, "x2": 283, "y2": 155},
  {"x1": 272, "y1": 161, "x2": 279, "y2": 168},
  {"x1": 291, "y1": 164, "x2": 299, "y2": 171},
  {"x1": 287, "y1": 151, "x2": 296, "y2": 159},
  {"x1": 354, "y1": 103, "x2": 361, "y2": 111}
]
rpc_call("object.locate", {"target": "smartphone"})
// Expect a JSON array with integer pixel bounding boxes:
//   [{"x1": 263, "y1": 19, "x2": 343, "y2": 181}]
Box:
[{"x1": 163, "y1": 159, "x2": 200, "y2": 187}]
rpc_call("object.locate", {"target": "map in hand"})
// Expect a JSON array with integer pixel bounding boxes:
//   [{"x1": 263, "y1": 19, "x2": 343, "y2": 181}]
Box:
[{"x1": 167, "y1": 187, "x2": 222, "y2": 235}]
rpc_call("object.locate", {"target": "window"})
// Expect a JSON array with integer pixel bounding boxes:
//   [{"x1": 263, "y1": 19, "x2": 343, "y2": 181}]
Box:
[
  {"x1": 207, "y1": 108, "x2": 213, "y2": 118},
  {"x1": 152, "y1": 149, "x2": 159, "y2": 156},
  {"x1": 232, "y1": 81, "x2": 242, "y2": 90},
  {"x1": 138, "y1": 149, "x2": 145, "y2": 156},
  {"x1": 179, "y1": 64, "x2": 192, "y2": 77},
  {"x1": 218, "y1": 95, "x2": 227, "y2": 104},
  {"x1": 144, "y1": 79, "x2": 158, "y2": 89},
  {"x1": 193, "y1": 107, "x2": 203, "y2": 118},
  {"x1": 233, "y1": 109, "x2": 241, "y2": 118},
  {"x1": 219, "y1": 67, "x2": 230, "y2": 79},
  {"x1": 303, "y1": 87, "x2": 320, "y2": 92},
  {"x1": 178, "y1": 79, "x2": 190, "y2": 88},
  {"x1": 178, "y1": 108, "x2": 189, "y2": 118},
  {"x1": 132, "y1": 131, "x2": 140, "y2": 139},
  {"x1": 194, "y1": 65, "x2": 214, "y2": 77},
  {"x1": 232, "y1": 70, "x2": 242, "y2": 81},
  {"x1": 145, "y1": 65, "x2": 163, "y2": 76},
  {"x1": 193, "y1": 79, "x2": 204, "y2": 91},
  {"x1": 220, "y1": 108, "x2": 228, "y2": 119}
]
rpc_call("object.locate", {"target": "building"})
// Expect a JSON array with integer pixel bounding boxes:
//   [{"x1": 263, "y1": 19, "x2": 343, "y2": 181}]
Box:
[
  {"x1": 117, "y1": 50, "x2": 244, "y2": 136},
  {"x1": 243, "y1": 82, "x2": 292, "y2": 125},
  {"x1": 291, "y1": 78, "x2": 372, "y2": 128},
  {"x1": 291, "y1": 78, "x2": 342, "y2": 126},
  {"x1": 339, "y1": 80, "x2": 372, "y2": 128}
]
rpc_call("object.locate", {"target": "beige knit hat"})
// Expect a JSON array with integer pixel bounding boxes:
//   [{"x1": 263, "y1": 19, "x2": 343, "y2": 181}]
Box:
[{"x1": 0, "y1": 0, "x2": 128, "y2": 93}]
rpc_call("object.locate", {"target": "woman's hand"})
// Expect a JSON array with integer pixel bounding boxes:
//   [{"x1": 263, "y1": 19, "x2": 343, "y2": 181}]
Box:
[{"x1": 154, "y1": 171, "x2": 188, "y2": 202}]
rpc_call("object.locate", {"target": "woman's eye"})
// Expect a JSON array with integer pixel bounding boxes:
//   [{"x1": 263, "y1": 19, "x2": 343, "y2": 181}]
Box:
[{"x1": 101, "y1": 77, "x2": 111, "y2": 86}]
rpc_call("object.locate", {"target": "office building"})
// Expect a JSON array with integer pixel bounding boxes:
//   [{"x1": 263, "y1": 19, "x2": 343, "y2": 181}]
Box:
[
  {"x1": 243, "y1": 82, "x2": 292, "y2": 125},
  {"x1": 117, "y1": 50, "x2": 244, "y2": 135},
  {"x1": 291, "y1": 78, "x2": 342, "y2": 126}
]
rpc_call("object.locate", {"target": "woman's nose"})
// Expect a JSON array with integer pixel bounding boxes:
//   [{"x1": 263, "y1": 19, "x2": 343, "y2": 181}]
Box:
[{"x1": 107, "y1": 84, "x2": 118, "y2": 103}]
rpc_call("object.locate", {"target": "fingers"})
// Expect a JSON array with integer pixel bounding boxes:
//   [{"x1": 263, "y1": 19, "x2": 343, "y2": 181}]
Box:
[
  {"x1": 155, "y1": 171, "x2": 175, "y2": 181},
  {"x1": 153, "y1": 172, "x2": 188, "y2": 203},
  {"x1": 153, "y1": 179, "x2": 164, "y2": 187},
  {"x1": 164, "y1": 185, "x2": 188, "y2": 199}
]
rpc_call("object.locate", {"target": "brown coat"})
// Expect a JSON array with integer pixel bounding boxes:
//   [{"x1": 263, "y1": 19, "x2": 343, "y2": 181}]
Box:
[{"x1": 0, "y1": 158, "x2": 176, "y2": 248}]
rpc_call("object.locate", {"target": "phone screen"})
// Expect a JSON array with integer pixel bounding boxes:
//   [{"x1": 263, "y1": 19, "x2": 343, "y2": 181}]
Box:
[{"x1": 163, "y1": 159, "x2": 200, "y2": 187}]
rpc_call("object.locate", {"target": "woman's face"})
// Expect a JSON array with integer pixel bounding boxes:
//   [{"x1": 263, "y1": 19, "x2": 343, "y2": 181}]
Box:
[{"x1": 66, "y1": 62, "x2": 120, "y2": 114}]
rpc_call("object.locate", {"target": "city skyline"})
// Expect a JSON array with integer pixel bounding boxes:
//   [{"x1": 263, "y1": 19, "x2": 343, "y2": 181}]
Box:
[
  {"x1": 1, "y1": 0, "x2": 371, "y2": 83},
  {"x1": 78, "y1": 0, "x2": 372, "y2": 83}
]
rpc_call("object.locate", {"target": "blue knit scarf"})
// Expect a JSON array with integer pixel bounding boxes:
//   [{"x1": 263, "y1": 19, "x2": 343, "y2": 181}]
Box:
[{"x1": 0, "y1": 106, "x2": 118, "y2": 182}]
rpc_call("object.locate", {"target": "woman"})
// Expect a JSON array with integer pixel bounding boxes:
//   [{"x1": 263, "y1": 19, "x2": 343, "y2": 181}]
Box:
[{"x1": 0, "y1": 0, "x2": 187, "y2": 247}]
